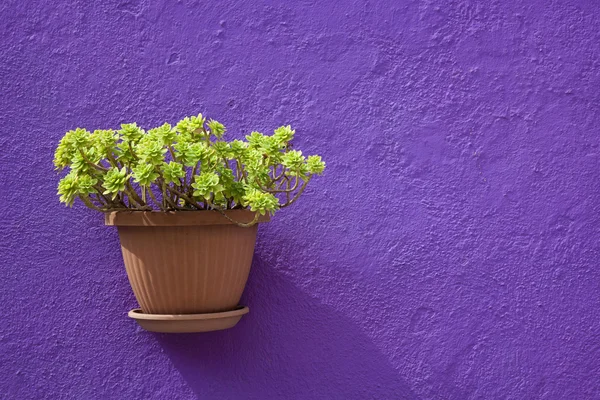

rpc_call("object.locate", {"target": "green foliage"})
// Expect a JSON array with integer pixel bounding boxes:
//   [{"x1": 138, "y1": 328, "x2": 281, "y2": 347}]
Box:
[
  {"x1": 137, "y1": 138, "x2": 168, "y2": 165},
  {"x1": 148, "y1": 123, "x2": 176, "y2": 146},
  {"x1": 132, "y1": 163, "x2": 159, "y2": 187},
  {"x1": 54, "y1": 114, "x2": 325, "y2": 226},
  {"x1": 306, "y1": 155, "x2": 326, "y2": 175},
  {"x1": 282, "y1": 150, "x2": 305, "y2": 170},
  {"x1": 161, "y1": 161, "x2": 185, "y2": 185},
  {"x1": 119, "y1": 123, "x2": 144, "y2": 143},
  {"x1": 92, "y1": 129, "x2": 118, "y2": 154},
  {"x1": 243, "y1": 188, "x2": 280, "y2": 215},
  {"x1": 174, "y1": 141, "x2": 208, "y2": 167},
  {"x1": 103, "y1": 167, "x2": 129, "y2": 199},
  {"x1": 192, "y1": 172, "x2": 222, "y2": 200},
  {"x1": 57, "y1": 171, "x2": 98, "y2": 206},
  {"x1": 207, "y1": 119, "x2": 225, "y2": 138},
  {"x1": 176, "y1": 113, "x2": 205, "y2": 138},
  {"x1": 273, "y1": 125, "x2": 295, "y2": 144},
  {"x1": 57, "y1": 172, "x2": 80, "y2": 206}
]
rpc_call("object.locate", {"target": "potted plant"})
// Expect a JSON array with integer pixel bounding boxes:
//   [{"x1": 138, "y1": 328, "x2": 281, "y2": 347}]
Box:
[{"x1": 54, "y1": 114, "x2": 325, "y2": 333}]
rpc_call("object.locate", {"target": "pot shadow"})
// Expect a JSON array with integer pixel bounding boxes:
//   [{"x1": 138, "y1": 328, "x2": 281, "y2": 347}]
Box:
[{"x1": 155, "y1": 255, "x2": 418, "y2": 400}]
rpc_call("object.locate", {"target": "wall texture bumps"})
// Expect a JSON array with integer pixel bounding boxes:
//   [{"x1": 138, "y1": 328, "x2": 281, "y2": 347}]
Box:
[{"x1": 1, "y1": 1, "x2": 599, "y2": 399}]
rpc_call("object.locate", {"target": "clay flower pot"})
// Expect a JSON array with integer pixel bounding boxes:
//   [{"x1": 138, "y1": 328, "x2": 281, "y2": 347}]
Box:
[{"x1": 105, "y1": 210, "x2": 269, "y2": 333}]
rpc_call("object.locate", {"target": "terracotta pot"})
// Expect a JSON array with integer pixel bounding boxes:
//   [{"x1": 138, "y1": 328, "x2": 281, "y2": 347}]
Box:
[{"x1": 105, "y1": 210, "x2": 269, "y2": 316}]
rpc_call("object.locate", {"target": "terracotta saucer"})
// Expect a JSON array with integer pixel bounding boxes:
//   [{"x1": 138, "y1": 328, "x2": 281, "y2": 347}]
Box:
[{"x1": 128, "y1": 305, "x2": 249, "y2": 333}]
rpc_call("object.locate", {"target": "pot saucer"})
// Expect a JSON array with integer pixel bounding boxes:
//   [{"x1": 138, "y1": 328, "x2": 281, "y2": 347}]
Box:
[{"x1": 128, "y1": 305, "x2": 249, "y2": 333}]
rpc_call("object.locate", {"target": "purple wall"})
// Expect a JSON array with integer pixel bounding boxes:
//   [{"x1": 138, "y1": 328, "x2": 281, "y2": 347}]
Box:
[{"x1": 1, "y1": 1, "x2": 599, "y2": 399}]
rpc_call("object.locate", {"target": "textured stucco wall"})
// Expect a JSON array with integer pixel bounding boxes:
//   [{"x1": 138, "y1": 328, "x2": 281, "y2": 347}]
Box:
[{"x1": 1, "y1": 0, "x2": 599, "y2": 399}]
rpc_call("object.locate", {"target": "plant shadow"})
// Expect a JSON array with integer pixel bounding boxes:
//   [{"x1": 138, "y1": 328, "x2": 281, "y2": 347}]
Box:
[{"x1": 156, "y1": 255, "x2": 417, "y2": 399}]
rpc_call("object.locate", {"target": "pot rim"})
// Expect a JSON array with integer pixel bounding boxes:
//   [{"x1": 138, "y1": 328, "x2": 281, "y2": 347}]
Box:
[
  {"x1": 128, "y1": 305, "x2": 249, "y2": 321},
  {"x1": 105, "y1": 209, "x2": 270, "y2": 226}
]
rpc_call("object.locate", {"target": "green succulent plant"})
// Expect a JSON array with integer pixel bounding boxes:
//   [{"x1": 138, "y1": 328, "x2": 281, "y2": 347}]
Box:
[{"x1": 54, "y1": 114, "x2": 325, "y2": 226}]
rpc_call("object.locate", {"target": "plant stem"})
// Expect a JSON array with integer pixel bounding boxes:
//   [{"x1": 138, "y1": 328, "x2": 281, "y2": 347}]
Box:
[
  {"x1": 125, "y1": 182, "x2": 146, "y2": 206},
  {"x1": 79, "y1": 195, "x2": 106, "y2": 212},
  {"x1": 79, "y1": 149, "x2": 108, "y2": 172},
  {"x1": 209, "y1": 204, "x2": 261, "y2": 227},
  {"x1": 260, "y1": 175, "x2": 300, "y2": 193},
  {"x1": 146, "y1": 186, "x2": 165, "y2": 211},
  {"x1": 281, "y1": 178, "x2": 311, "y2": 208},
  {"x1": 123, "y1": 186, "x2": 149, "y2": 209},
  {"x1": 168, "y1": 145, "x2": 177, "y2": 161},
  {"x1": 166, "y1": 186, "x2": 202, "y2": 210}
]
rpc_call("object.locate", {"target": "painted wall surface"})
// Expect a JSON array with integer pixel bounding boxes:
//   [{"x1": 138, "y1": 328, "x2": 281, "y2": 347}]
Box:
[{"x1": 1, "y1": 1, "x2": 599, "y2": 399}]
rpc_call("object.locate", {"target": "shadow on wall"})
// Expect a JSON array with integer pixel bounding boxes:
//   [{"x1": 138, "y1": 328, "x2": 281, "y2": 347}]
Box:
[{"x1": 156, "y1": 255, "x2": 417, "y2": 400}]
